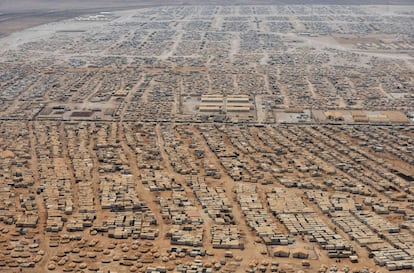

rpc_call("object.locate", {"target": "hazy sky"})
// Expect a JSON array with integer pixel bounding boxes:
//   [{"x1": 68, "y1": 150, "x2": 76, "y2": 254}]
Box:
[
  {"x1": 0, "y1": 0, "x2": 159, "y2": 12},
  {"x1": 1, "y1": 0, "x2": 412, "y2": 13}
]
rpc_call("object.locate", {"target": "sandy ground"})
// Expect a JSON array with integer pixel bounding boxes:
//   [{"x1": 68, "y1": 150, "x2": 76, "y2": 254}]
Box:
[
  {"x1": 1, "y1": 0, "x2": 413, "y2": 37},
  {"x1": 0, "y1": 4, "x2": 413, "y2": 273}
]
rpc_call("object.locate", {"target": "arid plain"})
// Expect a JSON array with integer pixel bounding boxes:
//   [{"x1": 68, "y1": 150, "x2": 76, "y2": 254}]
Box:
[{"x1": 0, "y1": 2, "x2": 413, "y2": 273}]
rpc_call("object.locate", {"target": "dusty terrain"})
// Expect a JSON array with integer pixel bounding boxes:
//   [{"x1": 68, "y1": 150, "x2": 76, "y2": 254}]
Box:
[
  {"x1": 1, "y1": 0, "x2": 413, "y2": 37},
  {"x1": 0, "y1": 4, "x2": 413, "y2": 273}
]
